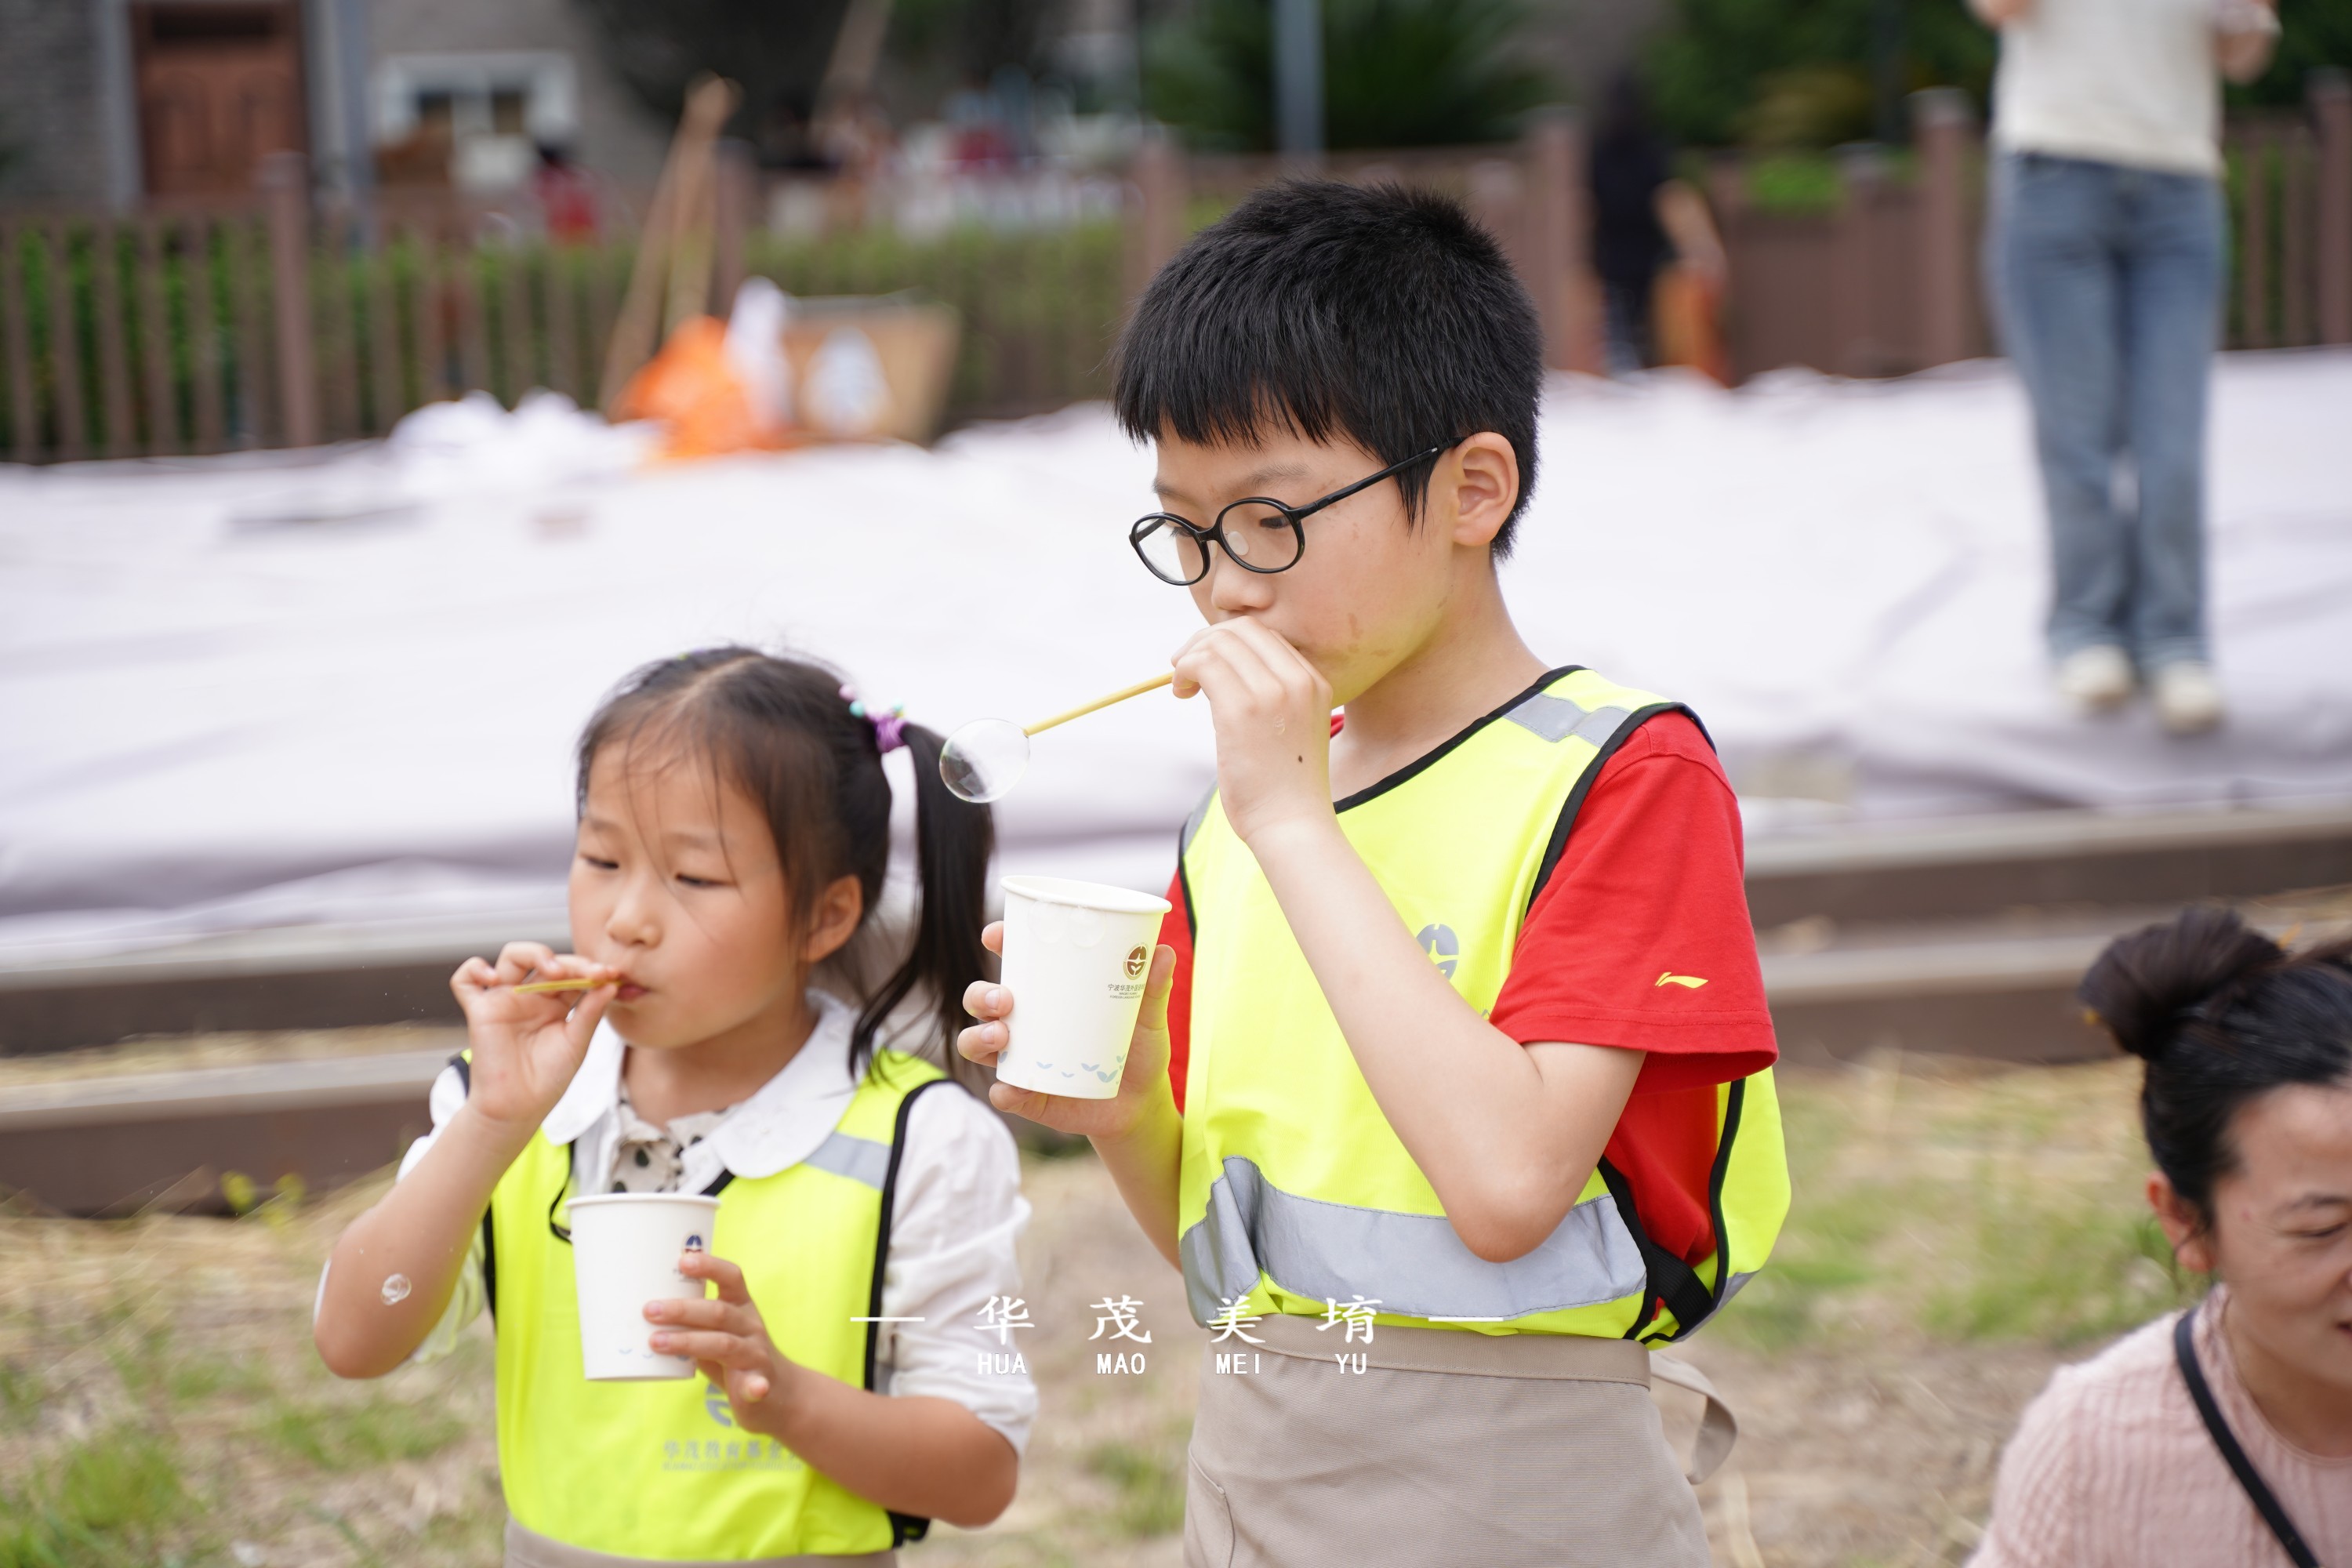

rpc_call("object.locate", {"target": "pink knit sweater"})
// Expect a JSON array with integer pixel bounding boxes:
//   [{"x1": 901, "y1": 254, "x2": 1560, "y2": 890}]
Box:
[{"x1": 1971, "y1": 1291, "x2": 2352, "y2": 1567}]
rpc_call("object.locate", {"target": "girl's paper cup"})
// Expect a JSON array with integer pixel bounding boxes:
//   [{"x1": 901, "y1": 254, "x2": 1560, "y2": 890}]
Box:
[
  {"x1": 995, "y1": 875, "x2": 1172, "y2": 1100},
  {"x1": 566, "y1": 1192, "x2": 720, "y2": 1381}
]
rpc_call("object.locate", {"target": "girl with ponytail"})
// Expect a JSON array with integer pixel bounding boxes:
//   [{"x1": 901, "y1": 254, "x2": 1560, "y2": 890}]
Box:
[
  {"x1": 1972, "y1": 906, "x2": 2352, "y2": 1568},
  {"x1": 313, "y1": 648, "x2": 1033, "y2": 1566}
]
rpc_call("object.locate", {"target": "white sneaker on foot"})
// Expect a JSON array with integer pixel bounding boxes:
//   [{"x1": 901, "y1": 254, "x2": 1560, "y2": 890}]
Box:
[
  {"x1": 2153, "y1": 660, "x2": 2224, "y2": 735},
  {"x1": 2055, "y1": 645, "x2": 2134, "y2": 712}
]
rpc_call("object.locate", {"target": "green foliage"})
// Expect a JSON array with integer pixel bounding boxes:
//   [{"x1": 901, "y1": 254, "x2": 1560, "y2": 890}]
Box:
[
  {"x1": 2235, "y1": 4, "x2": 2352, "y2": 110},
  {"x1": 260, "y1": 1395, "x2": 465, "y2": 1472},
  {"x1": 1644, "y1": 0, "x2": 1997, "y2": 147},
  {"x1": 1923, "y1": 1184, "x2": 2193, "y2": 1345},
  {"x1": 0, "y1": 1430, "x2": 197, "y2": 1568},
  {"x1": 1708, "y1": 1059, "x2": 2198, "y2": 1352},
  {"x1": 1083, "y1": 1438, "x2": 1187, "y2": 1537},
  {"x1": 1741, "y1": 150, "x2": 1851, "y2": 212},
  {"x1": 1145, "y1": 0, "x2": 1558, "y2": 152},
  {"x1": 0, "y1": 1360, "x2": 44, "y2": 1432}
]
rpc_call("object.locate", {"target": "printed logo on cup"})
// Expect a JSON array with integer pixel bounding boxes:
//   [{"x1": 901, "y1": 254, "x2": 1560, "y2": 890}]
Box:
[
  {"x1": 1109, "y1": 942, "x2": 1149, "y2": 1000},
  {"x1": 684, "y1": 1233, "x2": 706, "y2": 1251}
]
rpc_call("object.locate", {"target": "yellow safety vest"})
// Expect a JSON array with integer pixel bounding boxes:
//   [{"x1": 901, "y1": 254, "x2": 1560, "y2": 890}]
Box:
[
  {"x1": 1175, "y1": 666, "x2": 1788, "y2": 1345},
  {"x1": 459, "y1": 1046, "x2": 953, "y2": 1559}
]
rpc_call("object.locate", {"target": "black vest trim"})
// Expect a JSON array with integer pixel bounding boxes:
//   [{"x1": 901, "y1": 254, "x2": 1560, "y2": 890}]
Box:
[
  {"x1": 1330, "y1": 666, "x2": 1588, "y2": 814},
  {"x1": 864, "y1": 1076, "x2": 957, "y2": 1548}
]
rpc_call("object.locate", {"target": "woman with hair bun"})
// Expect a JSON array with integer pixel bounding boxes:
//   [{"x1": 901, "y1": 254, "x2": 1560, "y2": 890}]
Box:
[{"x1": 1970, "y1": 906, "x2": 2352, "y2": 1567}]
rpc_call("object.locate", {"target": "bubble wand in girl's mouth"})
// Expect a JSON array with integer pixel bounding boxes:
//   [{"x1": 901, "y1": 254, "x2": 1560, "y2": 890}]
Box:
[
  {"x1": 510, "y1": 977, "x2": 617, "y2": 994},
  {"x1": 937, "y1": 671, "x2": 1175, "y2": 804}
]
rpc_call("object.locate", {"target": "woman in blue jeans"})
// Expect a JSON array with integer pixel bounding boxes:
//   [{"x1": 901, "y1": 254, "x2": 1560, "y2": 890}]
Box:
[{"x1": 1975, "y1": 0, "x2": 2278, "y2": 734}]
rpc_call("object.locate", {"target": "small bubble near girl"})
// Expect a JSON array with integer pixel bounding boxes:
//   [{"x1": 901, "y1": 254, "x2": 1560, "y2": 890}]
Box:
[{"x1": 313, "y1": 648, "x2": 1034, "y2": 1566}]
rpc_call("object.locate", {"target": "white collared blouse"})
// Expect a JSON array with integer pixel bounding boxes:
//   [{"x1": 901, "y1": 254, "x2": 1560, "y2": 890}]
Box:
[{"x1": 350, "y1": 990, "x2": 1036, "y2": 1453}]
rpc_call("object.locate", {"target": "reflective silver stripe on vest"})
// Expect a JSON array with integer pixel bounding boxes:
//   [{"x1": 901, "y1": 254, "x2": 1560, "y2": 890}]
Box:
[
  {"x1": 1178, "y1": 1155, "x2": 1648, "y2": 1326},
  {"x1": 1502, "y1": 691, "x2": 1635, "y2": 748},
  {"x1": 801, "y1": 1130, "x2": 891, "y2": 1190}
]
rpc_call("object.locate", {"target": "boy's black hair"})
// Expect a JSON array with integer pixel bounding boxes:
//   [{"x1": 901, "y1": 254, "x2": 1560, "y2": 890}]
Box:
[{"x1": 1112, "y1": 180, "x2": 1544, "y2": 557}]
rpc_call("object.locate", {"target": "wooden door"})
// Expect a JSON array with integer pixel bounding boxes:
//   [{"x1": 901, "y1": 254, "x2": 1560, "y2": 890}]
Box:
[{"x1": 133, "y1": 3, "x2": 307, "y2": 197}]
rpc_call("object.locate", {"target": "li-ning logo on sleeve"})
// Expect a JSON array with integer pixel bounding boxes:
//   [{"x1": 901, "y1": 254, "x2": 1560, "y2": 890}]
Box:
[
  {"x1": 1655, "y1": 971, "x2": 1708, "y2": 989},
  {"x1": 1417, "y1": 924, "x2": 1460, "y2": 979}
]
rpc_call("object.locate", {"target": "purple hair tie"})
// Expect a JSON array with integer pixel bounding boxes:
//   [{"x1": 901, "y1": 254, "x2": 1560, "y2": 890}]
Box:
[{"x1": 840, "y1": 684, "x2": 909, "y2": 754}]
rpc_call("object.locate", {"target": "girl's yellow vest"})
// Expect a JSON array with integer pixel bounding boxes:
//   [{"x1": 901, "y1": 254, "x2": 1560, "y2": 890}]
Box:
[
  {"x1": 1175, "y1": 666, "x2": 1789, "y2": 1345},
  {"x1": 460, "y1": 1047, "x2": 953, "y2": 1560}
]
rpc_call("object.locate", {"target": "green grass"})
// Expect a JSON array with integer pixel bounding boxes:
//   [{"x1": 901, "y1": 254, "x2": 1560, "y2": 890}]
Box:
[
  {"x1": 260, "y1": 1394, "x2": 466, "y2": 1472},
  {"x1": 1708, "y1": 1058, "x2": 2198, "y2": 1352},
  {"x1": 1083, "y1": 1438, "x2": 1186, "y2": 1537},
  {"x1": 0, "y1": 1359, "x2": 45, "y2": 1431},
  {"x1": 0, "y1": 1429, "x2": 200, "y2": 1568}
]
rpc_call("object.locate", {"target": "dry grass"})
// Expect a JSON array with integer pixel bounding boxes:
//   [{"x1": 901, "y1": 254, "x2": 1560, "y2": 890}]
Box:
[{"x1": 0, "y1": 1053, "x2": 2183, "y2": 1567}]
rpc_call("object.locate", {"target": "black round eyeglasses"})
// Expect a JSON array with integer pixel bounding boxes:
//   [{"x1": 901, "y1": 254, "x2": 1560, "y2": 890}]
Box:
[{"x1": 1127, "y1": 439, "x2": 1464, "y2": 586}]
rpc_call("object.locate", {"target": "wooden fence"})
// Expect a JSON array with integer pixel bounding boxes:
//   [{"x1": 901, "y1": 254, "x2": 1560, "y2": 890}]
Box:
[
  {"x1": 0, "y1": 151, "x2": 1124, "y2": 463},
  {"x1": 2, "y1": 77, "x2": 2348, "y2": 465},
  {"x1": 1707, "y1": 76, "x2": 2352, "y2": 381}
]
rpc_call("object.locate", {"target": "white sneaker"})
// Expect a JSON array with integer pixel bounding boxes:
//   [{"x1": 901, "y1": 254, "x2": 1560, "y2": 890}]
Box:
[
  {"x1": 2153, "y1": 660, "x2": 2224, "y2": 735},
  {"x1": 2055, "y1": 645, "x2": 2135, "y2": 712}
]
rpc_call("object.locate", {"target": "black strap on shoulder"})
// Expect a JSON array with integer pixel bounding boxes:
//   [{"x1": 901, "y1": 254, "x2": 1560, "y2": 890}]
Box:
[
  {"x1": 864, "y1": 1076, "x2": 957, "y2": 1548},
  {"x1": 2174, "y1": 1302, "x2": 2321, "y2": 1568},
  {"x1": 1701, "y1": 1078, "x2": 1746, "y2": 1307},
  {"x1": 1525, "y1": 701, "x2": 1699, "y2": 917},
  {"x1": 1596, "y1": 1159, "x2": 1715, "y2": 1344}
]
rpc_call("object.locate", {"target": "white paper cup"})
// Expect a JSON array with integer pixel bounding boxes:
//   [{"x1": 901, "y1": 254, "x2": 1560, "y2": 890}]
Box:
[
  {"x1": 995, "y1": 875, "x2": 1172, "y2": 1100},
  {"x1": 566, "y1": 1192, "x2": 721, "y2": 1381}
]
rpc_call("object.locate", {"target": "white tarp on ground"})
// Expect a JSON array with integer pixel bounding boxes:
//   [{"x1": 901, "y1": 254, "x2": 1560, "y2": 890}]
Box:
[{"x1": 4, "y1": 354, "x2": 2350, "y2": 964}]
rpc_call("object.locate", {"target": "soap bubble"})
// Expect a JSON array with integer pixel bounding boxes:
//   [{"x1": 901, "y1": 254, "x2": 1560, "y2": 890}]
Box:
[
  {"x1": 380, "y1": 1272, "x2": 412, "y2": 1305},
  {"x1": 938, "y1": 717, "x2": 1030, "y2": 803}
]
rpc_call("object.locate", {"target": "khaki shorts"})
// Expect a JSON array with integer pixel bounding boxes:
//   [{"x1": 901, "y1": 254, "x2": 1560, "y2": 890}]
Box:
[{"x1": 1181, "y1": 1315, "x2": 1726, "y2": 1568}]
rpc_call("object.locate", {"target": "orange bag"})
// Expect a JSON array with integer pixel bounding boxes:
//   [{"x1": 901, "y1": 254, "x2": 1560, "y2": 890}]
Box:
[
  {"x1": 1654, "y1": 263, "x2": 1730, "y2": 387},
  {"x1": 611, "y1": 315, "x2": 782, "y2": 460}
]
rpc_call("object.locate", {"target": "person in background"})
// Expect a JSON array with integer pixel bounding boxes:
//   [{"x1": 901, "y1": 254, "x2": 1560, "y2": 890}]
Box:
[
  {"x1": 1973, "y1": 0, "x2": 2280, "y2": 734},
  {"x1": 1588, "y1": 71, "x2": 1729, "y2": 380},
  {"x1": 532, "y1": 144, "x2": 601, "y2": 245},
  {"x1": 1970, "y1": 906, "x2": 2352, "y2": 1567}
]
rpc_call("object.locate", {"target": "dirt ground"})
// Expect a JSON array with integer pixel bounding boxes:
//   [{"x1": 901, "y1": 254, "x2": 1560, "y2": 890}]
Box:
[{"x1": 0, "y1": 1051, "x2": 2183, "y2": 1567}]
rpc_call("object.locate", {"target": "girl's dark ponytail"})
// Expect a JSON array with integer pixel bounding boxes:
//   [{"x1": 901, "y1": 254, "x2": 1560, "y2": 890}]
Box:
[
  {"x1": 2081, "y1": 906, "x2": 2352, "y2": 1224},
  {"x1": 852, "y1": 721, "x2": 994, "y2": 1073}
]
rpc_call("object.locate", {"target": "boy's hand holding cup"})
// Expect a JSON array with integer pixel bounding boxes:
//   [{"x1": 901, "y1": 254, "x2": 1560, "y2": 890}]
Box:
[{"x1": 960, "y1": 882, "x2": 1177, "y2": 1139}]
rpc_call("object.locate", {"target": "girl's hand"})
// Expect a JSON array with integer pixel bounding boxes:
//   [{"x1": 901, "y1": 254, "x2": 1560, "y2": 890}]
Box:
[
  {"x1": 1171, "y1": 618, "x2": 1334, "y2": 847},
  {"x1": 959, "y1": 922, "x2": 1177, "y2": 1142},
  {"x1": 649, "y1": 1253, "x2": 801, "y2": 1438},
  {"x1": 449, "y1": 942, "x2": 619, "y2": 1131}
]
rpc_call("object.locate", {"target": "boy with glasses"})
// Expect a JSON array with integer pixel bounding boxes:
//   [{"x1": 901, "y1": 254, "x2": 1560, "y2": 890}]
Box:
[{"x1": 961, "y1": 180, "x2": 1788, "y2": 1566}]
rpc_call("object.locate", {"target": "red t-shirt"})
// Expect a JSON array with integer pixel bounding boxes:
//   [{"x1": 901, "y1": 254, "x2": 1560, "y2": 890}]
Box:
[{"x1": 1157, "y1": 709, "x2": 1775, "y2": 1268}]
